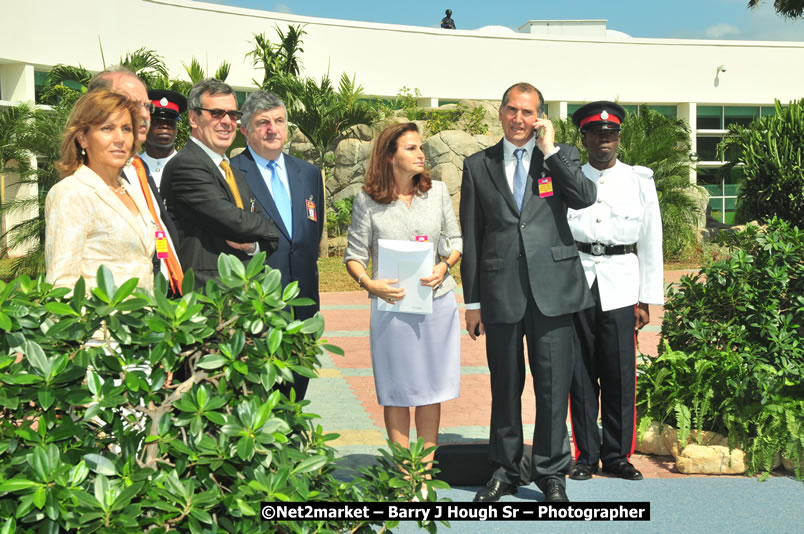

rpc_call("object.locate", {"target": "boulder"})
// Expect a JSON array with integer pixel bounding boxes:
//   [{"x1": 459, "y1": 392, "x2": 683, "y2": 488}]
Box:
[
  {"x1": 430, "y1": 163, "x2": 462, "y2": 196},
  {"x1": 332, "y1": 183, "x2": 363, "y2": 204},
  {"x1": 683, "y1": 185, "x2": 709, "y2": 229},
  {"x1": 663, "y1": 426, "x2": 729, "y2": 459},
  {"x1": 346, "y1": 123, "x2": 373, "y2": 141},
  {"x1": 636, "y1": 422, "x2": 673, "y2": 456},
  {"x1": 675, "y1": 444, "x2": 746, "y2": 474}
]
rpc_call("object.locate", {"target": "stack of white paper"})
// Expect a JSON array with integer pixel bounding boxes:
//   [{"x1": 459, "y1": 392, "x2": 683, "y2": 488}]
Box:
[{"x1": 376, "y1": 239, "x2": 434, "y2": 315}]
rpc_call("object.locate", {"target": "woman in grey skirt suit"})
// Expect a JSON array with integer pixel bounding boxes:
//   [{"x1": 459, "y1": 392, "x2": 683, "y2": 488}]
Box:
[{"x1": 345, "y1": 122, "x2": 462, "y2": 467}]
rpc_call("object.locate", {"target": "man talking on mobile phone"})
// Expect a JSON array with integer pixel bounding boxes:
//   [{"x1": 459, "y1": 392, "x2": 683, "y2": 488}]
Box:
[{"x1": 460, "y1": 82, "x2": 597, "y2": 503}]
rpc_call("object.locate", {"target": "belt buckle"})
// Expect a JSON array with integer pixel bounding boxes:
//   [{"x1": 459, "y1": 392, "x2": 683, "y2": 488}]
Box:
[{"x1": 590, "y1": 242, "x2": 606, "y2": 256}]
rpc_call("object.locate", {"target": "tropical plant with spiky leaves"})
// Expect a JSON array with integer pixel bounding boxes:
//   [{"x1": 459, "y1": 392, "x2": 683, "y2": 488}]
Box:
[
  {"x1": 618, "y1": 106, "x2": 699, "y2": 260},
  {"x1": 246, "y1": 25, "x2": 306, "y2": 92},
  {"x1": 0, "y1": 96, "x2": 78, "y2": 279},
  {"x1": 748, "y1": 0, "x2": 804, "y2": 19},
  {"x1": 39, "y1": 65, "x2": 92, "y2": 104}
]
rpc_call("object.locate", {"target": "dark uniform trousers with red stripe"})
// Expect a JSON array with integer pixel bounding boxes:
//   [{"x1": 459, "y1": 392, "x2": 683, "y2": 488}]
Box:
[{"x1": 570, "y1": 280, "x2": 638, "y2": 466}]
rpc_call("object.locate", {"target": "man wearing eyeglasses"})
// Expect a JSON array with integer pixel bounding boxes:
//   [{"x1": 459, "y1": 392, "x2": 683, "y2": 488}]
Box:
[
  {"x1": 161, "y1": 79, "x2": 279, "y2": 289},
  {"x1": 87, "y1": 68, "x2": 184, "y2": 296}
]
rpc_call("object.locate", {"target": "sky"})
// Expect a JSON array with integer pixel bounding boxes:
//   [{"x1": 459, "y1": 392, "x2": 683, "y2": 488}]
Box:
[{"x1": 202, "y1": 0, "x2": 803, "y2": 41}]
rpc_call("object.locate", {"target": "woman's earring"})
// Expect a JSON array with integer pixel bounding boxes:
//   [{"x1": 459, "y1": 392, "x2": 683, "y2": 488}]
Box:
[{"x1": 81, "y1": 148, "x2": 86, "y2": 157}]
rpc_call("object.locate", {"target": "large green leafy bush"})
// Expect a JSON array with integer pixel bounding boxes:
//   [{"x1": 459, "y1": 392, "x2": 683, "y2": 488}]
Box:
[
  {"x1": 720, "y1": 99, "x2": 804, "y2": 227},
  {"x1": 0, "y1": 255, "x2": 446, "y2": 532},
  {"x1": 639, "y1": 218, "x2": 804, "y2": 477}
]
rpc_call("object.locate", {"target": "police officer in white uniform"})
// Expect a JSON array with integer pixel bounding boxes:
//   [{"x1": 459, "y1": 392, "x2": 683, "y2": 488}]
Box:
[
  {"x1": 139, "y1": 89, "x2": 187, "y2": 188},
  {"x1": 567, "y1": 101, "x2": 664, "y2": 481}
]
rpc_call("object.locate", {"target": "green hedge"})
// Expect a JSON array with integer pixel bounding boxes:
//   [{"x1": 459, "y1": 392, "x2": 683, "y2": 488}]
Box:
[
  {"x1": 0, "y1": 255, "x2": 447, "y2": 532},
  {"x1": 639, "y1": 217, "x2": 804, "y2": 478}
]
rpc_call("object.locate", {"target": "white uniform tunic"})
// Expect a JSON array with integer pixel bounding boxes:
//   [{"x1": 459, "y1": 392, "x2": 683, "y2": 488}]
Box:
[
  {"x1": 567, "y1": 160, "x2": 664, "y2": 311},
  {"x1": 138, "y1": 151, "x2": 177, "y2": 189}
]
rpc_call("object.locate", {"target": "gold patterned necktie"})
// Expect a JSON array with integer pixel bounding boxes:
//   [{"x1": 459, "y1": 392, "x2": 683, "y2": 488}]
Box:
[{"x1": 219, "y1": 160, "x2": 244, "y2": 209}]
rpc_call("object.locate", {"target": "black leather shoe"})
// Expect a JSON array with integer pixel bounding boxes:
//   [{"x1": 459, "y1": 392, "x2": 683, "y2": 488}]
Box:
[
  {"x1": 543, "y1": 478, "x2": 569, "y2": 502},
  {"x1": 602, "y1": 461, "x2": 643, "y2": 480},
  {"x1": 473, "y1": 479, "x2": 517, "y2": 502},
  {"x1": 569, "y1": 463, "x2": 598, "y2": 481}
]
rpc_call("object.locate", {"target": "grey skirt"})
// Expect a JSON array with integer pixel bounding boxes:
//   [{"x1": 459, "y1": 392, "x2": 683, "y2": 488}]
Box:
[{"x1": 369, "y1": 291, "x2": 461, "y2": 407}]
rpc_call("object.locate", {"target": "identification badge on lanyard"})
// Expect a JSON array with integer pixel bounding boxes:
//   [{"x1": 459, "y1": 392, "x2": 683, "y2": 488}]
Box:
[
  {"x1": 538, "y1": 177, "x2": 554, "y2": 198},
  {"x1": 306, "y1": 197, "x2": 317, "y2": 221},
  {"x1": 155, "y1": 231, "x2": 169, "y2": 259}
]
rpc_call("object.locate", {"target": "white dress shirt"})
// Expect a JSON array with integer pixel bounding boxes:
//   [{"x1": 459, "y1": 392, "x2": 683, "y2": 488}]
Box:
[
  {"x1": 138, "y1": 150, "x2": 177, "y2": 189},
  {"x1": 567, "y1": 160, "x2": 664, "y2": 311}
]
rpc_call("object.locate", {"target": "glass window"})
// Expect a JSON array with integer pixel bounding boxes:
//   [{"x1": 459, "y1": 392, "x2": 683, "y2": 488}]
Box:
[
  {"x1": 761, "y1": 106, "x2": 777, "y2": 117},
  {"x1": 697, "y1": 106, "x2": 722, "y2": 129},
  {"x1": 726, "y1": 166, "x2": 744, "y2": 185},
  {"x1": 235, "y1": 91, "x2": 247, "y2": 107},
  {"x1": 622, "y1": 104, "x2": 638, "y2": 115},
  {"x1": 696, "y1": 137, "x2": 722, "y2": 161},
  {"x1": 648, "y1": 105, "x2": 678, "y2": 118},
  {"x1": 724, "y1": 106, "x2": 759, "y2": 127},
  {"x1": 567, "y1": 103, "x2": 583, "y2": 116}
]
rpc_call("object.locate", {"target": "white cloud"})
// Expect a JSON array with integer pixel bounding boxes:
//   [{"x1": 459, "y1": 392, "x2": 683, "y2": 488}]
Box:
[
  {"x1": 273, "y1": 3, "x2": 292, "y2": 13},
  {"x1": 703, "y1": 23, "x2": 740, "y2": 38}
]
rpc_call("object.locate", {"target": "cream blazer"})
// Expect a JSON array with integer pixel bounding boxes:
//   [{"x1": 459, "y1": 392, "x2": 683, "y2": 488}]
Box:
[{"x1": 45, "y1": 165, "x2": 156, "y2": 292}]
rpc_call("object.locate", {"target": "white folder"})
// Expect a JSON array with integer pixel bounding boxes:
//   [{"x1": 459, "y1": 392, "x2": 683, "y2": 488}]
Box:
[{"x1": 376, "y1": 239, "x2": 434, "y2": 315}]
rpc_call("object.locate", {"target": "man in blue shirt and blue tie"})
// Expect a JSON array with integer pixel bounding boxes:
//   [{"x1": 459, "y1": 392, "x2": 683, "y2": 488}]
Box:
[{"x1": 231, "y1": 91, "x2": 324, "y2": 401}]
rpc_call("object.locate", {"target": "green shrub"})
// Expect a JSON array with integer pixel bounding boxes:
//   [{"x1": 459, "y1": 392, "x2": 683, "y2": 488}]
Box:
[
  {"x1": 639, "y1": 217, "x2": 804, "y2": 478},
  {"x1": 0, "y1": 255, "x2": 447, "y2": 532},
  {"x1": 326, "y1": 197, "x2": 353, "y2": 238},
  {"x1": 720, "y1": 99, "x2": 804, "y2": 227}
]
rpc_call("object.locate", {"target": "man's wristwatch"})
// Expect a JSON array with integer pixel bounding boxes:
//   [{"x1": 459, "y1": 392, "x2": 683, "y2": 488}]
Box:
[{"x1": 439, "y1": 260, "x2": 452, "y2": 271}]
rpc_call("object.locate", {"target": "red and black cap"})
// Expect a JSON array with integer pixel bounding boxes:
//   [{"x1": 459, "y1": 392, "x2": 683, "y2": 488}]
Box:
[
  {"x1": 148, "y1": 89, "x2": 187, "y2": 121},
  {"x1": 572, "y1": 101, "x2": 625, "y2": 132}
]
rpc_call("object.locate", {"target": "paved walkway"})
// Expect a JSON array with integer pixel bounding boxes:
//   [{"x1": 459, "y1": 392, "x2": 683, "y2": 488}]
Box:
[{"x1": 306, "y1": 271, "x2": 803, "y2": 533}]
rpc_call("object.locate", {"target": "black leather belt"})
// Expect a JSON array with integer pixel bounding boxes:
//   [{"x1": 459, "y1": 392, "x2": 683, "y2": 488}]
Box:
[{"x1": 575, "y1": 241, "x2": 636, "y2": 256}]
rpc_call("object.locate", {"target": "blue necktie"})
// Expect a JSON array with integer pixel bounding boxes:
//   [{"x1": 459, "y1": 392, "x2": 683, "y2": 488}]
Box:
[
  {"x1": 513, "y1": 148, "x2": 527, "y2": 211},
  {"x1": 267, "y1": 160, "x2": 292, "y2": 238}
]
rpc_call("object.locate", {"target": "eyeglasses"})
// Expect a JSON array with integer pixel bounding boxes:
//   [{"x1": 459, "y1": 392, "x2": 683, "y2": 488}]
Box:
[
  {"x1": 195, "y1": 107, "x2": 243, "y2": 121},
  {"x1": 140, "y1": 101, "x2": 156, "y2": 114}
]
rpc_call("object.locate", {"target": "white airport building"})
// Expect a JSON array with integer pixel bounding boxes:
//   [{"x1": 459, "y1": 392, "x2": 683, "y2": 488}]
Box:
[{"x1": 1, "y1": 0, "x2": 803, "y2": 233}]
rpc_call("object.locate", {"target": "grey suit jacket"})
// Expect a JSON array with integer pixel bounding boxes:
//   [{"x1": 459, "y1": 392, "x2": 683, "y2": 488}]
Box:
[{"x1": 459, "y1": 141, "x2": 596, "y2": 322}]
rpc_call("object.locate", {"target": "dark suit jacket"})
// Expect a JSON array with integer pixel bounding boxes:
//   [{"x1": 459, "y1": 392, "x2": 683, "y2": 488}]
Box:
[
  {"x1": 161, "y1": 139, "x2": 279, "y2": 288},
  {"x1": 460, "y1": 141, "x2": 597, "y2": 323},
  {"x1": 231, "y1": 149, "x2": 324, "y2": 320}
]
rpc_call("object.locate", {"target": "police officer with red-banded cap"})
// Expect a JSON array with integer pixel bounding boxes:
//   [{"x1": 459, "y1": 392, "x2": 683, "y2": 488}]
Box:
[
  {"x1": 140, "y1": 89, "x2": 187, "y2": 188},
  {"x1": 567, "y1": 101, "x2": 664, "y2": 481}
]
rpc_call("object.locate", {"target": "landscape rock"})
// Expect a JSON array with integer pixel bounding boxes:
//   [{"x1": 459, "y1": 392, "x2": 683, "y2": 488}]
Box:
[
  {"x1": 636, "y1": 422, "x2": 673, "y2": 456},
  {"x1": 662, "y1": 426, "x2": 729, "y2": 459},
  {"x1": 675, "y1": 444, "x2": 746, "y2": 474}
]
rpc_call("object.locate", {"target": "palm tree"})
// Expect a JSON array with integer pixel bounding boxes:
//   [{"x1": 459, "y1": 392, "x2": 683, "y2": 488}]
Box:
[
  {"x1": 246, "y1": 25, "x2": 306, "y2": 91},
  {"x1": 39, "y1": 65, "x2": 92, "y2": 104},
  {"x1": 181, "y1": 57, "x2": 231, "y2": 85},
  {"x1": 273, "y1": 73, "x2": 378, "y2": 255},
  {"x1": 747, "y1": 0, "x2": 804, "y2": 19},
  {"x1": 119, "y1": 48, "x2": 169, "y2": 88},
  {"x1": 0, "y1": 96, "x2": 78, "y2": 279},
  {"x1": 618, "y1": 106, "x2": 699, "y2": 260}
]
